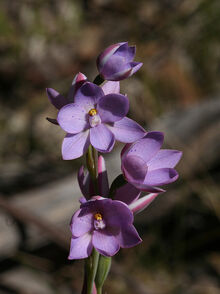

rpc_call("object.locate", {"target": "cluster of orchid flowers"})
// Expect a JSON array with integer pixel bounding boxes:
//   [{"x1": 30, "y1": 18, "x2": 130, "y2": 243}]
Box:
[{"x1": 46, "y1": 42, "x2": 182, "y2": 294}]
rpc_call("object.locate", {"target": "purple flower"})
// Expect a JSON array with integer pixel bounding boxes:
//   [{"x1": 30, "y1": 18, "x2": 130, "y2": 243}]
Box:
[
  {"x1": 57, "y1": 81, "x2": 146, "y2": 160},
  {"x1": 97, "y1": 42, "x2": 143, "y2": 81},
  {"x1": 68, "y1": 197, "x2": 142, "y2": 259},
  {"x1": 121, "y1": 132, "x2": 182, "y2": 193},
  {"x1": 46, "y1": 72, "x2": 87, "y2": 124}
]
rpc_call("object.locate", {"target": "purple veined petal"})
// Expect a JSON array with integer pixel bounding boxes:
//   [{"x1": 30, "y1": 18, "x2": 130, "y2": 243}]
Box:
[
  {"x1": 74, "y1": 82, "x2": 104, "y2": 108},
  {"x1": 90, "y1": 124, "x2": 115, "y2": 153},
  {"x1": 129, "y1": 62, "x2": 143, "y2": 76},
  {"x1": 78, "y1": 166, "x2": 94, "y2": 199},
  {"x1": 103, "y1": 199, "x2": 134, "y2": 227},
  {"x1": 144, "y1": 168, "x2": 179, "y2": 186},
  {"x1": 97, "y1": 94, "x2": 129, "y2": 123},
  {"x1": 107, "y1": 117, "x2": 146, "y2": 143},
  {"x1": 98, "y1": 156, "x2": 109, "y2": 197},
  {"x1": 102, "y1": 81, "x2": 120, "y2": 95},
  {"x1": 67, "y1": 72, "x2": 87, "y2": 102},
  {"x1": 68, "y1": 233, "x2": 93, "y2": 260},
  {"x1": 46, "y1": 88, "x2": 69, "y2": 110},
  {"x1": 70, "y1": 208, "x2": 93, "y2": 237},
  {"x1": 122, "y1": 155, "x2": 148, "y2": 183},
  {"x1": 97, "y1": 43, "x2": 126, "y2": 69},
  {"x1": 62, "y1": 130, "x2": 90, "y2": 160},
  {"x1": 57, "y1": 103, "x2": 89, "y2": 134},
  {"x1": 124, "y1": 132, "x2": 164, "y2": 162},
  {"x1": 114, "y1": 43, "x2": 136, "y2": 62},
  {"x1": 92, "y1": 229, "x2": 120, "y2": 257},
  {"x1": 113, "y1": 182, "x2": 140, "y2": 205},
  {"x1": 116, "y1": 224, "x2": 142, "y2": 248},
  {"x1": 148, "y1": 150, "x2": 183, "y2": 171},
  {"x1": 46, "y1": 117, "x2": 59, "y2": 125},
  {"x1": 129, "y1": 193, "x2": 159, "y2": 214}
]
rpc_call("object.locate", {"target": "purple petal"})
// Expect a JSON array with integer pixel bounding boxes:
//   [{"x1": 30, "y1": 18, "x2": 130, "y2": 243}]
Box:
[
  {"x1": 97, "y1": 94, "x2": 129, "y2": 123},
  {"x1": 113, "y1": 182, "x2": 140, "y2": 205},
  {"x1": 92, "y1": 230, "x2": 120, "y2": 257},
  {"x1": 129, "y1": 62, "x2": 143, "y2": 76},
  {"x1": 97, "y1": 43, "x2": 124, "y2": 69},
  {"x1": 74, "y1": 82, "x2": 104, "y2": 108},
  {"x1": 90, "y1": 124, "x2": 115, "y2": 153},
  {"x1": 107, "y1": 117, "x2": 146, "y2": 143},
  {"x1": 79, "y1": 197, "x2": 87, "y2": 204},
  {"x1": 57, "y1": 103, "x2": 89, "y2": 134},
  {"x1": 129, "y1": 193, "x2": 159, "y2": 214},
  {"x1": 104, "y1": 200, "x2": 134, "y2": 227},
  {"x1": 100, "y1": 55, "x2": 132, "y2": 81},
  {"x1": 116, "y1": 224, "x2": 142, "y2": 248},
  {"x1": 46, "y1": 117, "x2": 58, "y2": 125},
  {"x1": 148, "y1": 150, "x2": 182, "y2": 170},
  {"x1": 122, "y1": 155, "x2": 148, "y2": 183},
  {"x1": 98, "y1": 156, "x2": 109, "y2": 197},
  {"x1": 68, "y1": 233, "x2": 93, "y2": 260},
  {"x1": 62, "y1": 130, "x2": 90, "y2": 160},
  {"x1": 144, "y1": 168, "x2": 179, "y2": 186},
  {"x1": 70, "y1": 209, "x2": 93, "y2": 237},
  {"x1": 67, "y1": 72, "x2": 87, "y2": 102},
  {"x1": 78, "y1": 166, "x2": 94, "y2": 199},
  {"x1": 46, "y1": 88, "x2": 68, "y2": 110},
  {"x1": 122, "y1": 132, "x2": 164, "y2": 162},
  {"x1": 114, "y1": 43, "x2": 136, "y2": 62},
  {"x1": 131, "y1": 181, "x2": 165, "y2": 193},
  {"x1": 102, "y1": 81, "x2": 120, "y2": 95}
]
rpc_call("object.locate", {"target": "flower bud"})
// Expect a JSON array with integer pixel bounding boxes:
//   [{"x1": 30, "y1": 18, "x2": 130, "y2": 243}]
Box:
[{"x1": 97, "y1": 42, "x2": 143, "y2": 81}]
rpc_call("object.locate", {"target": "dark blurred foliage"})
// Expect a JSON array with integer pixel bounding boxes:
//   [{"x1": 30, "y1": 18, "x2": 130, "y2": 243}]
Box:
[{"x1": 0, "y1": 0, "x2": 220, "y2": 293}]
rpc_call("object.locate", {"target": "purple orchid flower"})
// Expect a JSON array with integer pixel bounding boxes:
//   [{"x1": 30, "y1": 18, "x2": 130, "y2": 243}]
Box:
[
  {"x1": 57, "y1": 81, "x2": 146, "y2": 160},
  {"x1": 97, "y1": 42, "x2": 143, "y2": 81},
  {"x1": 68, "y1": 197, "x2": 142, "y2": 259},
  {"x1": 78, "y1": 155, "x2": 160, "y2": 215},
  {"x1": 46, "y1": 72, "x2": 87, "y2": 124},
  {"x1": 121, "y1": 132, "x2": 182, "y2": 193}
]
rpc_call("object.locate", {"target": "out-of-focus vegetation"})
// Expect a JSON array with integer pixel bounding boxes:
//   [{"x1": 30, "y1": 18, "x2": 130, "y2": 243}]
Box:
[{"x1": 0, "y1": 0, "x2": 219, "y2": 293}]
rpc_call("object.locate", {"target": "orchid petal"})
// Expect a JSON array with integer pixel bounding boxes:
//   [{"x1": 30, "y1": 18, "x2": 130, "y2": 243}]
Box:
[
  {"x1": 97, "y1": 94, "x2": 129, "y2": 123},
  {"x1": 46, "y1": 88, "x2": 68, "y2": 110},
  {"x1": 62, "y1": 130, "x2": 90, "y2": 160},
  {"x1": 57, "y1": 103, "x2": 89, "y2": 134},
  {"x1": 129, "y1": 193, "x2": 159, "y2": 214},
  {"x1": 107, "y1": 117, "x2": 146, "y2": 143},
  {"x1": 90, "y1": 124, "x2": 115, "y2": 153},
  {"x1": 68, "y1": 233, "x2": 93, "y2": 259}
]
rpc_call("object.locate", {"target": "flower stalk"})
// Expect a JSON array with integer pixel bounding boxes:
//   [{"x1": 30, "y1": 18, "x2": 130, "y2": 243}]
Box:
[{"x1": 85, "y1": 145, "x2": 100, "y2": 294}]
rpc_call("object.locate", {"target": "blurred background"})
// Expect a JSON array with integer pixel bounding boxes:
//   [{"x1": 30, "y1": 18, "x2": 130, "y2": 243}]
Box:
[{"x1": 0, "y1": 0, "x2": 220, "y2": 293}]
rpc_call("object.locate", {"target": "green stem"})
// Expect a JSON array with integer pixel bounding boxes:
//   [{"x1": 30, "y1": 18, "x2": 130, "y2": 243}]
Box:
[
  {"x1": 93, "y1": 74, "x2": 105, "y2": 86},
  {"x1": 97, "y1": 288, "x2": 102, "y2": 294},
  {"x1": 86, "y1": 145, "x2": 98, "y2": 193},
  {"x1": 85, "y1": 145, "x2": 100, "y2": 294},
  {"x1": 85, "y1": 249, "x2": 100, "y2": 294}
]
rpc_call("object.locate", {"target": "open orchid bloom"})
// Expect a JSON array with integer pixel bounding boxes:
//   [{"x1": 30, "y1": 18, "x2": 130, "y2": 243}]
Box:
[
  {"x1": 69, "y1": 197, "x2": 141, "y2": 259},
  {"x1": 57, "y1": 82, "x2": 146, "y2": 159},
  {"x1": 97, "y1": 42, "x2": 143, "y2": 81},
  {"x1": 121, "y1": 132, "x2": 182, "y2": 193}
]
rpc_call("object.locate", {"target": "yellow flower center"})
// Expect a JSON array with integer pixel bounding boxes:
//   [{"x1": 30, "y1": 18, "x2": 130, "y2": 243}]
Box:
[
  {"x1": 94, "y1": 213, "x2": 102, "y2": 221},
  {"x1": 88, "y1": 108, "x2": 97, "y2": 116}
]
